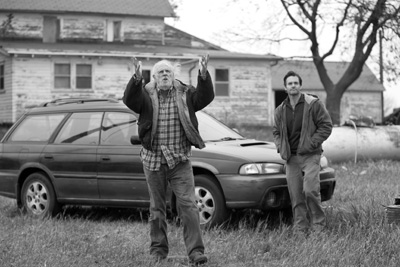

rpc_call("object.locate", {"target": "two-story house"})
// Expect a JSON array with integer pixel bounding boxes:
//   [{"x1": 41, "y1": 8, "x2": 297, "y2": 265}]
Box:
[
  {"x1": 0, "y1": 0, "x2": 385, "y2": 127},
  {"x1": 0, "y1": 0, "x2": 282, "y2": 127}
]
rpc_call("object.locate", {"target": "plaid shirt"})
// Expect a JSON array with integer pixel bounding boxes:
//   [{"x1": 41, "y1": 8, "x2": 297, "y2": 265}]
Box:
[{"x1": 140, "y1": 87, "x2": 191, "y2": 171}]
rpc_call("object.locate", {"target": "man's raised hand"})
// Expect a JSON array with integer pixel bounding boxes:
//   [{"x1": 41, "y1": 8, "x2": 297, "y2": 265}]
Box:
[
  {"x1": 199, "y1": 54, "x2": 209, "y2": 77},
  {"x1": 133, "y1": 57, "x2": 142, "y2": 79}
]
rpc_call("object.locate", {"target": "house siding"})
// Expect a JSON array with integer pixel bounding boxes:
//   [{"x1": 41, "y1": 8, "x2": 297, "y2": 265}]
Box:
[
  {"x1": 0, "y1": 56, "x2": 12, "y2": 123},
  {"x1": 302, "y1": 90, "x2": 383, "y2": 124},
  {"x1": 6, "y1": 56, "x2": 274, "y2": 126},
  {"x1": 13, "y1": 57, "x2": 53, "y2": 120},
  {"x1": 0, "y1": 13, "x2": 42, "y2": 39},
  {"x1": 201, "y1": 61, "x2": 272, "y2": 126},
  {"x1": 61, "y1": 17, "x2": 105, "y2": 40},
  {"x1": 123, "y1": 18, "x2": 164, "y2": 43},
  {"x1": 341, "y1": 91, "x2": 383, "y2": 123},
  {"x1": 0, "y1": 12, "x2": 164, "y2": 44}
]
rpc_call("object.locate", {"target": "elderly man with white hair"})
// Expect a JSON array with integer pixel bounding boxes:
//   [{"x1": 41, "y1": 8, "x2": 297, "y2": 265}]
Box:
[{"x1": 123, "y1": 55, "x2": 214, "y2": 265}]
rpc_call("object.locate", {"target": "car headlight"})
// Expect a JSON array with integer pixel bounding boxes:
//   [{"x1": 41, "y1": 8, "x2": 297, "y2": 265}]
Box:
[{"x1": 239, "y1": 163, "x2": 284, "y2": 175}]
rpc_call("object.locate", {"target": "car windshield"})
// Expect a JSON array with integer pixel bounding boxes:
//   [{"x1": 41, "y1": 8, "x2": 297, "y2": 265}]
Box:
[{"x1": 197, "y1": 111, "x2": 245, "y2": 142}]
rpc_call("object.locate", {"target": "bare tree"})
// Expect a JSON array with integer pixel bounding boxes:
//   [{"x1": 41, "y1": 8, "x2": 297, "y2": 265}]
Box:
[{"x1": 279, "y1": 0, "x2": 400, "y2": 124}]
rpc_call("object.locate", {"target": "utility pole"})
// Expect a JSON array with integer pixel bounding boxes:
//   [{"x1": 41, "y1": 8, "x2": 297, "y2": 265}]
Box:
[
  {"x1": 379, "y1": 29, "x2": 384, "y2": 123},
  {"x1": 379, "y1": 30, "x2": 383, "y2": 84}
]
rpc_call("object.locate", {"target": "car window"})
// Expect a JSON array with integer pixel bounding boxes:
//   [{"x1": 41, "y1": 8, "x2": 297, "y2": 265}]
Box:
[
  {"x1": 197, "y1": 111, "x2": 244, "y2": 141},
  {"x1": 101, "y1": 112, "x2": 138, "y2": 145},
  {"x1": 54, "y1": 112, "x2": 102, "y2": 145},
  {"x1": 8, "y1": 114, "x2": 66, "y2": 142}
]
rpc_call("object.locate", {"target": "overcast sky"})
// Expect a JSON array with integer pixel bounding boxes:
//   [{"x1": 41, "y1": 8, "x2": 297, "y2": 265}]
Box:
[{"x1": 166, "y1": 0, "x2": 400, "y2": 113}]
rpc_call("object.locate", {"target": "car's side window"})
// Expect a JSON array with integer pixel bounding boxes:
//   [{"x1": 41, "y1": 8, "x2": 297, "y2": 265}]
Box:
[
  {"x1": 54, "y1": 112, "x2": 102, "y2": 145},
  {"x1": 8, "y1": 114, "x2": 66, "y2": 142},
  {"x1": 101, "y1": 112, "x2": 138, "y2": 145}
]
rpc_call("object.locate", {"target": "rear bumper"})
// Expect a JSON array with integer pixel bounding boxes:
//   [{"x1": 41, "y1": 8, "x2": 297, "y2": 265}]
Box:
[{"x1": 217, "y1": 167, "x2": 336, "y2": 210}]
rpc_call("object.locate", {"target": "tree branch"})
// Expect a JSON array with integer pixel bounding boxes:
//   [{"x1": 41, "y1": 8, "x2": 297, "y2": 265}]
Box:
[
  {"x1": 321, "y1": 0, "x2": 352, "y2": 60},
  {"x1": 280, "y1": 0, "x2": 311, "y2": 37}
]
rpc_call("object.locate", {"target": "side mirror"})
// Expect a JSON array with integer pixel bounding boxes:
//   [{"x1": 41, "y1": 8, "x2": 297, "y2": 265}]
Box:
[{"x1": 130, "y1": 135, "x2": 141, "y2": 145}]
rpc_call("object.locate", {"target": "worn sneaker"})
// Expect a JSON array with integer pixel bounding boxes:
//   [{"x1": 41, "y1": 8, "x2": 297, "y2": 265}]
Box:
[{"x1": 189, "y1": 252, "x2": 208, "y2": 265}]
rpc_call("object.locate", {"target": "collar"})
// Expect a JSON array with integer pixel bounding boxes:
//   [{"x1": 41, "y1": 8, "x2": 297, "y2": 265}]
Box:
[
  {"x1": 157, "y1": 85, "x2": 173, "y2": 92},
  {"x1": 284, "y1": 93, "x2": 305, "y2": 106}
]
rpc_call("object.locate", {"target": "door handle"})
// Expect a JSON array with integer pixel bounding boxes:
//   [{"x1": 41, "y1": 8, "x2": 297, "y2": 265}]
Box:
[
  {"x1": 43, "y1": 154, "x2": 53, "y2": 159},
  {"x1": 101, "y1": 156, "x2": 110, "y2": 161}
]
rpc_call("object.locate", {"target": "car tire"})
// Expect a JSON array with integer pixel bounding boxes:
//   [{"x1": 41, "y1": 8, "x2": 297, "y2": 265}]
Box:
[
  {"x1": 21, "y1": 172, "x2": 60, "y2": 218},
  {"x1": 194, "y1": 174, "x2": 230, "y2": 228}
]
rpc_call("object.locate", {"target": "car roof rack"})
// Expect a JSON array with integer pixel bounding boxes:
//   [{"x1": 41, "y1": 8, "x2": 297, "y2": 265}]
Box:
[{"x1": 40, "y1": 98, "x2": 119, "y2": 107}]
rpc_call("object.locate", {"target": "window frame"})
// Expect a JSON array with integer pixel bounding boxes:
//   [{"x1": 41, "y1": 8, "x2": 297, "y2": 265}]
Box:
[
  {"x1": 7, "y1": 113, "x2": 67, "y2": 143},
  {"x1": 53, "y1": 112, "x2": 103, "y2": 145},
  {"x1": 142, "y1": 69, "x2": 151, "y2": 84},
  {"x1": 53, "y1": 63, "x2": 93, "y2": 91},
  {"x1": 76, "y1": 64, "x2": 92, "y2": 89},
  {"x1": 214, "y1": 68, "x2": 230, "y2": 97},
  {"x1": 54, "y1": 63, "x2": 71, "y2": 89},
  {"x1": 100, "y1": 111, "x2": 138, "y2": 146},
  {"x1": 106, "y1": 19, "x2": 123, "y2": 42}
]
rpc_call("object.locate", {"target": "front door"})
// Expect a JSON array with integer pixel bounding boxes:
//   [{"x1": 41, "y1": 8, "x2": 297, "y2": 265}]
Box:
[{"x1": 96, "y1": 111, "x2": 148, "y2": 206}]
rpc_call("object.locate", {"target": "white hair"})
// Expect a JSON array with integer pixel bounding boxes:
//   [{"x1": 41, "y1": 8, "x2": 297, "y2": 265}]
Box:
[{"x1": 151, "y1": 60, "x2": 181, "y2": 80}]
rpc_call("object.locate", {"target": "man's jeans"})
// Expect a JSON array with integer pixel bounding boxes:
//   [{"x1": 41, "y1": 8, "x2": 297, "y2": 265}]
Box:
[
  {"x1": 143, "y1": 161, "x2": 204, "y2": 258},
  {"x1": 286, "y1": 154, "x2": 325, "y2": 231}
]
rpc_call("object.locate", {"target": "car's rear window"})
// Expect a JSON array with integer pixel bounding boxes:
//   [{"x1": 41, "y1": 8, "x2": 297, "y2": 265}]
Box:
[{"x1": 9, "y1": 114, "x2": 66, "y2": 142}]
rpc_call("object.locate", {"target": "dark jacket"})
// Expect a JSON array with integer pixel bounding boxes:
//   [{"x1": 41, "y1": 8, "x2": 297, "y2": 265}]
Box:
[
  {"x1": 123, "y1": 72, "x2": 214, "y2": 151},
  {"x1": 272, "y1": 93, "x2": 333, "y2": 160}
]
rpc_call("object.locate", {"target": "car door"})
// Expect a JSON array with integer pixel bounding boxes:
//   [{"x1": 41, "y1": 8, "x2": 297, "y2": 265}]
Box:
[
  {"x1": 96, "y1": 111, "x2": 148, "y2": 204},
  {"x1": 40, "y1": 112, "x2": 102, "y2": 201},
  {"x1": 0, "y1": 113, "x2": 66, "y2": 198}
]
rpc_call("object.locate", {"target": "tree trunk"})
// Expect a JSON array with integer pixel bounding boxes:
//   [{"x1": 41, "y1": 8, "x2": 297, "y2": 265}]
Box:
[{"x1": 325, "y1": 88, "x2": 342, "y2": 126}]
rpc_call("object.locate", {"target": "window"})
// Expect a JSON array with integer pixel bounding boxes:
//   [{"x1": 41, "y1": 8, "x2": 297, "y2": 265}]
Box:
[
  {"x1": 54, "y1": 64, "x2": 71, "y2": 88},
  {"x1": 113, "y1": 21, "x2": 122, "y2": 41},
  {"x1": 142, "y1": 70, "x2": 151, "y2": 84},
  {"x1": 9, "y1": 114, "x2": 66, "y2": 142},
  {"x1": 43, "y1": 16, "x2": 60, "y2": 43},
  {"x1": 0, "y1": 64, "x2": 4, "y2": 90},
  {"x1": 54, "y1": 63, "x2": 92, "y2": 90},
  {"x1": 106, "y1": 20, "x2": 122, "y2": 42},
  {"x1": 76, "y1": 64, "x2": 92, "y2": 89},
  {"x1": 54, "y1": 112, "x2": 102, "y2": 145},
  {"x1": 215, "y1": 69, "x2": 229, "y2": 96},
  {"x1": 101, "y1": 112, "x2": 138, "y2": 145}
]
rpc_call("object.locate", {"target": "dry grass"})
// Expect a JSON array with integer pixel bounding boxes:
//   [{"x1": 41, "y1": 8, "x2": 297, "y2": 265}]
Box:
[{"x1": 1, "y1": 160, "x2": 400, "y2": 266}]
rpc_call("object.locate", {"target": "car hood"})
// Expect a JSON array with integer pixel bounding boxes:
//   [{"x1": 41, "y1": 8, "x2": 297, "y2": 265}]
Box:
[{"x1": 192, "y1": 139, "x2": 284, "y2": 164}]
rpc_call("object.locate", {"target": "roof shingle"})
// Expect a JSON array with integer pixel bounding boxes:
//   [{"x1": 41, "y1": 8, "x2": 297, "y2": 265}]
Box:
[{"x1": 0, "y1": 0, "x2": 174, "y2": 17}]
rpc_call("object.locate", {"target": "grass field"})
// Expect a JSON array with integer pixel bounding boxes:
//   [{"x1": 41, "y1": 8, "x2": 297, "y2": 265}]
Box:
[{"x1": 1, "y1": 160, "x2": 400, "y2": 267}]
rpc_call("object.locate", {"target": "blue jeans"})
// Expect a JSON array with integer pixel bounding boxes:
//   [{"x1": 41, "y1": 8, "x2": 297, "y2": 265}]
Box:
[
  {"x1": 286, "y1": 154, "x2": 325, "y2": 231},
  {"x1": 143, "y1": 161, "x2": 204, "y2": 258}
]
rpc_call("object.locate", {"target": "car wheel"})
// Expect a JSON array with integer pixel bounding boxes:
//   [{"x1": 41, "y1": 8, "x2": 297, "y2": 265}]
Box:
[
  {"x1": 21, "y1": 172, "x2": 60, "y2": 218},
  {"x1": 194, "y1": 174, "x2": 230, "y2": 228}
]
